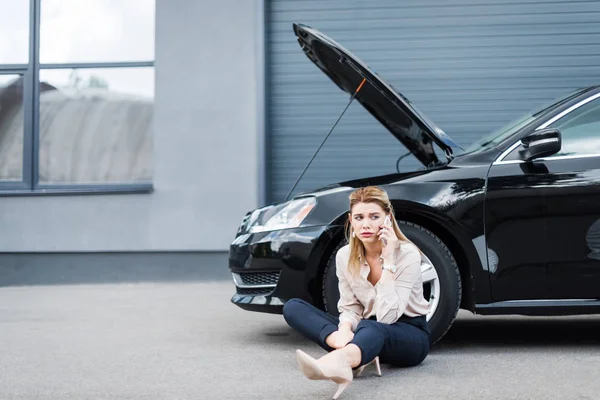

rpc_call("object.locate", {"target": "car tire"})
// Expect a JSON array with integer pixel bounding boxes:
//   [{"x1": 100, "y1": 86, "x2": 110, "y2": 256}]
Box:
[{"x1": 322, "y1": 221, "x2": 461, "y2": 345}]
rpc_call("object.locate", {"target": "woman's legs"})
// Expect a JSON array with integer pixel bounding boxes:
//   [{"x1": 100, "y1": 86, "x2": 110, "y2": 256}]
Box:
[
  {"x1": 348, "y1": 320, "x2": 386, "y2": 367},
  {"x1": 283, "y1": 299, "x2": 362, "y2": 371},
  {"x1": 350, "y1": 318, "x2": 430, "y2": 368},
  {"x1": 284, "y1": 298, "x2": 430, "y2": 368},
  {"x1": 379, "y1": 318, "x2": 431, "y2": 367},
  {"x1": 282, "y1": 298, "x2": 339, "y2": 352}
]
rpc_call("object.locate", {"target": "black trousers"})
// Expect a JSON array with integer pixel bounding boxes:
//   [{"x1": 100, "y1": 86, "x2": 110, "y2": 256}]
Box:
[{"x1": 283, "y1": 298, "x2": 431, "y2": 368}]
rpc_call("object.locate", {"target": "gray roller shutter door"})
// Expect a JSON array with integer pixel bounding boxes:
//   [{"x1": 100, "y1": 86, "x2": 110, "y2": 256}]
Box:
[{"x1": 266, "y1": 0, "x2": 600, "y2": 203}]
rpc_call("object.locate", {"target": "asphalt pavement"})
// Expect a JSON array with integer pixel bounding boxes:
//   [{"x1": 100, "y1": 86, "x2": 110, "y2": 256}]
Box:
[{"x1": 1, "y1": 281, "x2": 600, "y2": 399}]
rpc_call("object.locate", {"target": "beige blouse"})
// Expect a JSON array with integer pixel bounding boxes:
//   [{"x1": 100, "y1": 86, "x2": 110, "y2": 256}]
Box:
[{"x1": 335, "y1": 242, "x2": 431, "y2": 331}]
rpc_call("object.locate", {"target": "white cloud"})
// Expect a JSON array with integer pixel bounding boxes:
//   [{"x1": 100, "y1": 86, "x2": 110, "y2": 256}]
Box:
[
  {"x1": 40, "y1": 0, "x2": 155, "y2": 63},
  {"x1": 0, "y1": 1, "x2": 29, "y2": 63},
  {"x1": 0, "y1": 1, "x2": 156, "y2": 98},
  {"x1": 0, "y1": 1, "x2": 155, "y2": 65}
]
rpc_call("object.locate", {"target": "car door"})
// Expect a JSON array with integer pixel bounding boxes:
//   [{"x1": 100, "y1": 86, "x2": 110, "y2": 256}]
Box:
[
  {"x1": 535, "y1": 95, "x2": 600, "y2": 299},
  {"x1": 485, "y1": 154, "x2": 549, "y2": 301},
  {"x1": 490, "y1": 93, "x2": 600, "y2": 301}
]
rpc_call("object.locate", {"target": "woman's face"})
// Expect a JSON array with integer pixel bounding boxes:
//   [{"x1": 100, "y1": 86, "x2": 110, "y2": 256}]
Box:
[{"x1": 349, "y1": 201, "x2": 388, "y2": 244}]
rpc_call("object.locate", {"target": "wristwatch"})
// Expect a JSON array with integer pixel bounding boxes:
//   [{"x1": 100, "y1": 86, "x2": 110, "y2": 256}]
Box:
[{"x1": 382, "y1": 264, "x2": 397, "y2": 273}]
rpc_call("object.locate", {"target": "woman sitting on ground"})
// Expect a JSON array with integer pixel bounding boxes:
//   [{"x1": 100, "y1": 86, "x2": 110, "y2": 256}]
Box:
[{"x1": 283, "y1": 185, "x2": 432, "y2": 399}]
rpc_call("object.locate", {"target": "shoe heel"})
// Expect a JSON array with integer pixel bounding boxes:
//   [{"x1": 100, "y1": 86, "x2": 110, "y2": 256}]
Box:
[
  {"x1": 333, "y1": 381, "x2": 350, "y2": 400},
  {"x1": 374, "y1": 356, "x2": 382, "y2": 377},
  {"x1": 354, "y1": 356, "x2": 382, "y2": 378},
  {"x1": 354, "y1": 365, "x2": 366, "y2": 378}
]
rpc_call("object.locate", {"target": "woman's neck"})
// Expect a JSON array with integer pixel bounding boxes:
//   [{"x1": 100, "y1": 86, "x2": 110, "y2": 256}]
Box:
[{"x1": 363, "y1": 241, "x2": 383, "y2": 259}]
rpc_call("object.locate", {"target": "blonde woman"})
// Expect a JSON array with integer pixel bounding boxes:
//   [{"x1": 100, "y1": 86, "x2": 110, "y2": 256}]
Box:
[{"x1": 283, "y1": 186, "x2": 431, "y2": 399}]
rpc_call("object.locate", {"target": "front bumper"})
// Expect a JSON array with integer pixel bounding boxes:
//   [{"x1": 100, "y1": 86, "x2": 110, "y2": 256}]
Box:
[
  {"x1": 230, "y1": 271, "x2": 285, "y2": 314},
  {"x1": 228, "y1": 224, "x2": 341, "y2": 313}
]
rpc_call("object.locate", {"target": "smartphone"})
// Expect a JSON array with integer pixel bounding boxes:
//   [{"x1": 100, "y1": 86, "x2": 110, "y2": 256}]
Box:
[
  {"x1": 383, "y1": 215, "x2": 391, "y2": 227},
  {"x1": 381, "y1": 215, "x2": 391, "y2": 245}
]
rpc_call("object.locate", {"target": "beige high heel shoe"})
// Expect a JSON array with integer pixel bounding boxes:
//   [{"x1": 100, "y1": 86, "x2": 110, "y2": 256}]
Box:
[
  {"x1": 354, "y1": 356, "x2": 382, "y2": 378},
  {"x1": 295, "y1": 349, "x2": 353, "y2": 400}
]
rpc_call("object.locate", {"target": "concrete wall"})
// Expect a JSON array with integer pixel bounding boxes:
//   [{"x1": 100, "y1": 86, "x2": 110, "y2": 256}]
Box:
[{"x1": 0, "y1": 0, "x2": 262, "y2": 252}]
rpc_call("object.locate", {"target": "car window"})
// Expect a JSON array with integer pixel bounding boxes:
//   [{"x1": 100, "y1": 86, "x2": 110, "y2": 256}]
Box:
[
  {"x1": 502, "y1": 95, "x2": 600, "y2": 161},
  {"x1": 548, "y1": 96, "x2": 600, "y2": 157},
  {"x1": 463, "y1": 87, "x2": 594, "y2": 154}
]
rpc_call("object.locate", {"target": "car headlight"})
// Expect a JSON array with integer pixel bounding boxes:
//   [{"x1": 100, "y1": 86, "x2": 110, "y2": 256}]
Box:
[{"x1": 249, "y1": 197, "x2": 316, "y2": 233}]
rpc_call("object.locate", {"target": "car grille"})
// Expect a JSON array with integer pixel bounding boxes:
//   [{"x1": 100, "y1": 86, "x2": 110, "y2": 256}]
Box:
[
  {"x1": 232, "y1": 271, "x2": 280, "y2": 296},
  {"x1": 238, "y1": 271, "x2": 280, "y2": 286},
  {"x1": 236, "y1": 287, "x2": 274, "y2": 296}
]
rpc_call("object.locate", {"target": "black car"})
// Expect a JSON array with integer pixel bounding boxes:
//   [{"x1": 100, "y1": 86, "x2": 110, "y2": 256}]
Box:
[{"x1": 229, "y1": 23, "x2": 600, "y2": 344}]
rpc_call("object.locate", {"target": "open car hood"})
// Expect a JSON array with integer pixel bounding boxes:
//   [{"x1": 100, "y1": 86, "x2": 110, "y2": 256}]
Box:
[{"x1": 293, "y1": 23, "x2": 461, "y2": 166}]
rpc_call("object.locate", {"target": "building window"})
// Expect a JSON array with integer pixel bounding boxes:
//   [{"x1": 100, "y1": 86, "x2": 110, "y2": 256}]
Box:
[
  {"x1": 0, "y1": 75, "x2": 24, "y2": 181},
  {"x1": 38, "y1": 67, "x2": 154, "y2": 184},
  {"x1": 0, "y1": 0, "x2": 155, "y2": 193}
]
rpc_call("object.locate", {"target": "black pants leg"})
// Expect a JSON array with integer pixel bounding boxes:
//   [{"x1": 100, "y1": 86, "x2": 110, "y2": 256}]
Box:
[
  {"x1": 283, "y1": 298, "x2": 431, "y2": 368},
  {"x1": 283, "y1": 298, "x2": 339, "y2": 352},
  {"x1": 351, "y1": 318, "x2": 430, "y2": 367}
]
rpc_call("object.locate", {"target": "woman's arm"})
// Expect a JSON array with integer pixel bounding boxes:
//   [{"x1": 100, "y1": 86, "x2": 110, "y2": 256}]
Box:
[
  {"x1": 374, "y1": 244, "x2": 422, "y2": 324},
  {"x1": 335, "y1": 250, "x2": 364, "y2": 332}
]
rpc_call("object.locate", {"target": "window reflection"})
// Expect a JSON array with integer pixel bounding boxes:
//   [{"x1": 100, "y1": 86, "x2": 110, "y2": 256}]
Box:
[
  {"x1": 0, "y1": 0, "x2": 29, "y2": 64},
  {"x1": 558, "y1": 136, "x2": 600, "y2": 157},
  {"x1": 38, "y1": 68, "x2": 154, "y2": 184},
  {"x1": 40, "y1": 0, "x2": 155, "y2": 63},
  {"x1": 0, "y1": 75, "x2": 24, "y2": 181},
  {"x1": 551, "y1": 97, "x2": 600, "y2": 157}
]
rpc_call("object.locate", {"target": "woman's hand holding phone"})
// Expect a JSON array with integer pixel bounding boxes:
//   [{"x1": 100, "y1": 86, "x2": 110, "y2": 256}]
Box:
[
  {"x1": 378, "y1": 215, "x2": 398, "y2": 260},
  {"x1": 380, "y1": 215, "x2": 391, "y2": 245}
]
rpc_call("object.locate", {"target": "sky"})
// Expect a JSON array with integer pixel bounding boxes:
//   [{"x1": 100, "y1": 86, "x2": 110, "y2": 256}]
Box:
[{"x1": 0, "y1": 0, "x2": 155, "y2": 98}]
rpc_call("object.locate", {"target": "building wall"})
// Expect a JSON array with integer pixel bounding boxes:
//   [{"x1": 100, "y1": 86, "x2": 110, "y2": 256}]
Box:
[
  {"x1": 266, "y1": 0, "x2": 600, "y2": 203},
  {"x1": 3, "y1": 0, "x2": 599, "y2": 260},
  {"x1": 0, "y1": 0, "x2": 262, "y2": 252}
]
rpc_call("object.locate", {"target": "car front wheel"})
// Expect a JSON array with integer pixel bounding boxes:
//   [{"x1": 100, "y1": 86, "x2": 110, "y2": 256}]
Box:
[{"x1": 322, "y1": 221, "x2": 461, "y2": 345}]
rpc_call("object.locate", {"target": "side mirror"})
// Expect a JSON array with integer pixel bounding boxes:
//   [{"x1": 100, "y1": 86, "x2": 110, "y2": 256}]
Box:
[{"x1": 518, "y1": 128, "x2": 561, "y2": 161}]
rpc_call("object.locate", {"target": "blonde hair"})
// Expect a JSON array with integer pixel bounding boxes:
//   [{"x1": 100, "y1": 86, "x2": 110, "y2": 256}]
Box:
[{"x1": 344, "y1": 186, "x2": 412, "y2": 276}]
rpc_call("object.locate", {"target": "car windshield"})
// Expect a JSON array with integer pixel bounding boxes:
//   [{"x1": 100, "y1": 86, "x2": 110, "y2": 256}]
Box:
[
  {"x1": 462, "y1": 114, "x2": 536, "y2": 153},
  {"x1": 462, "y1": 87, "x2": 593, "y2": 154}
]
